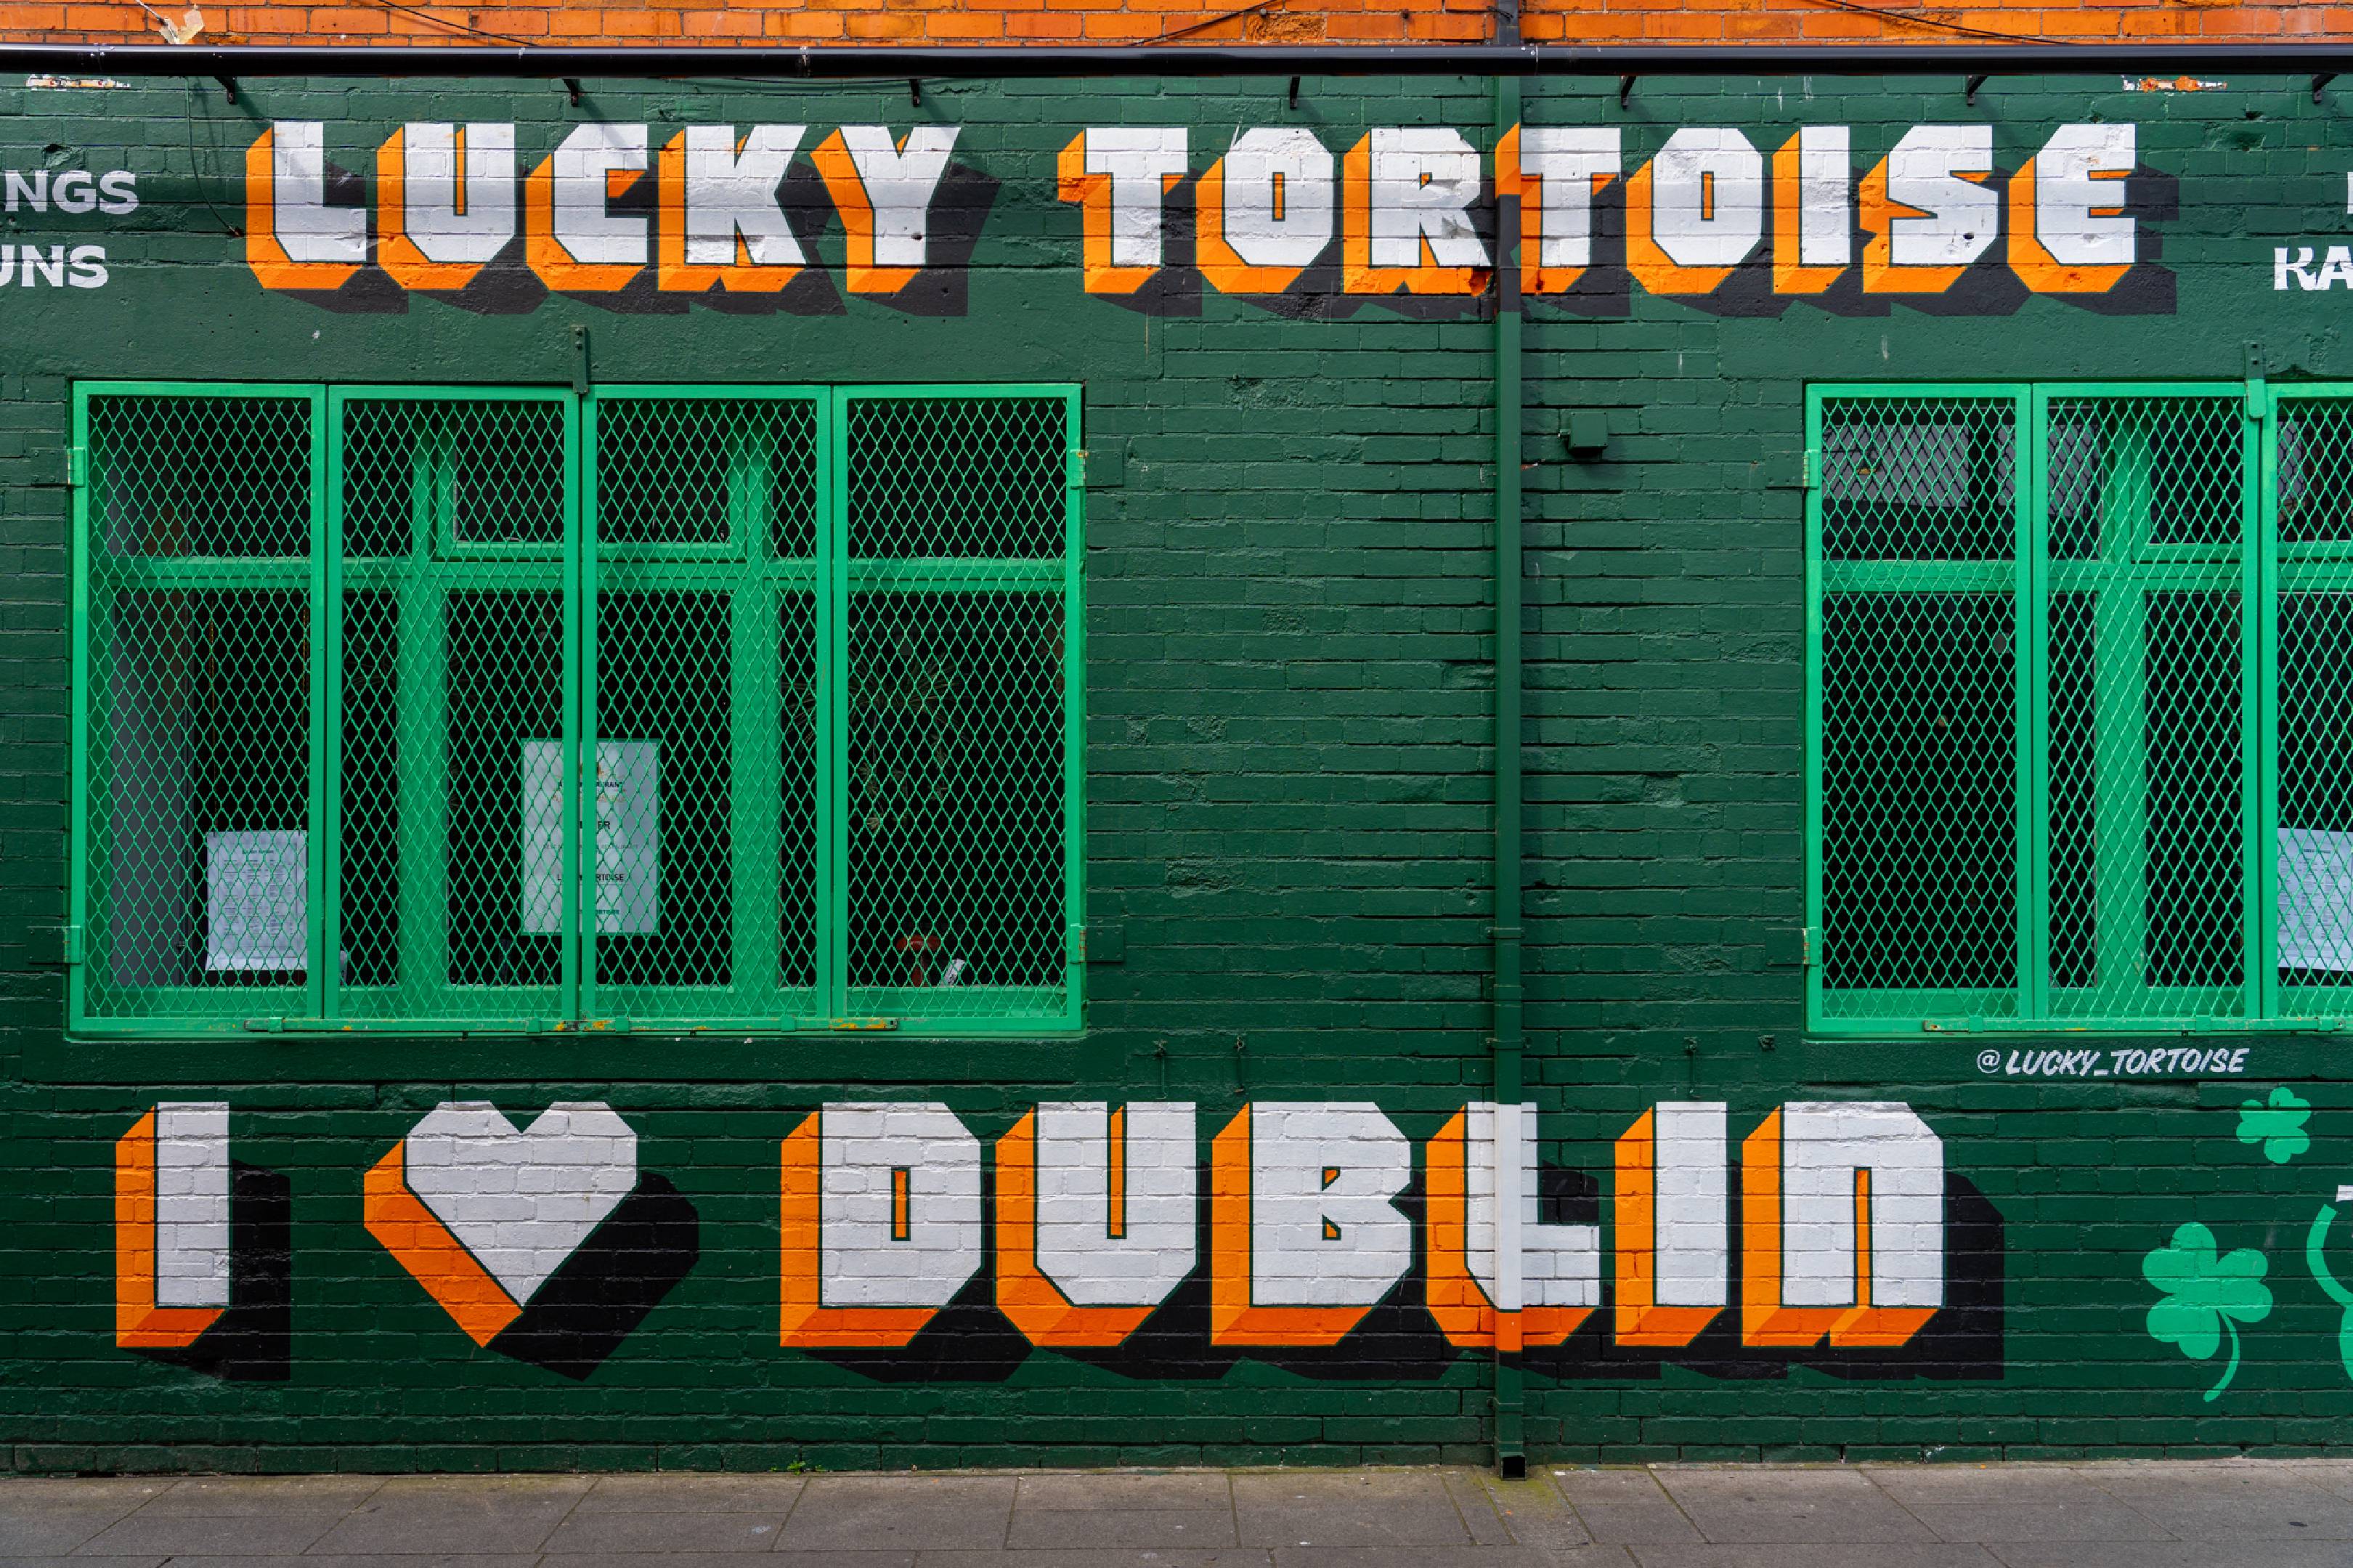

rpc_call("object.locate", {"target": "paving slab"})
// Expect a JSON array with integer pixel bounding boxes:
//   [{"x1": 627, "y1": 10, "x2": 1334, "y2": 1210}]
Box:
[
  {"x1": 0, "y1": 1482, "x2": 176, "y2": 1557},
  {"x1": 1549, "y1": 1471, "x2": 1704, "y2": 1545},
  {"x1": 1861, "y1": 1465, "x2": 2171, "y2": 1544},
  {"x1": 2076, "y1": 1465, "x2": 2353, "y2": 1540},
  {"x1": 304, "y1": 1476, "x2": 593, "y2": 1556},
  {"x1": 1480, "y1": 1474, "x2": 1593, "y2": 1553},
  {"x1": 552, "y1": 1558, "x2": 895, "y2": 1568},
  {"x1": 1232, "y1": 1471, "x2": 1471, "y2": 1549},
  {"x1": 1988, "y1": 1543, "x2": 2353, "y2": 1568},
  {"x1": 1630, "y1": 1546, "x2": 2007, "y2": 1568},
  {"x1": 137, "y1": 1478, "x2": 387, "y2": 1515},
  {"x1": 1013, "y1": 1474, "x2": 1231, "y2": 1511},
  {"x1": 1005, "y1": 1509, "x2": 1237, "y2": 1549},
  {"x1": 1269, "y1": 1549, "x2": 1589, "y2": 1568},
  {"x1": 777, "y1": 1476, "x2": 1016, "y2": 1553},
  {"x1": 575, "y1": 1476, "x2": 807, "y2": 1513},
  {"x1": 908, "y1": 1544, "x2": 1270, "y2": 1553},
  {"x1": 161, "y1": 1558, "x2": 544, "y2": 1568},
  {"x1": 539, "y1": 1511, "x2": 787, "y2": 1553},
  {"x1": 1654, "y1": 1469, "x2": 1936, "y2": 1545},
  {"x1": 1438, "y1": 1471, "x2": 1517, "y2": 1548},
  {"x1": 69, "y1": 1511, "x2": 347, "y2": 1556}
]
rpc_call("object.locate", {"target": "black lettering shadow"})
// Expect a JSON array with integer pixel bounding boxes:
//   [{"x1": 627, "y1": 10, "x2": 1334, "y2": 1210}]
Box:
[
  {"x1": 865, "y1": 161, "x2": 1002, "y2": 320},
  {"x1": 809, "y1": 1269, "x2": 1037, "y2": 1385},
  {"x1": 1521, "y1": 1169, "x2": 2004, "y2": 1384},
  {"x1": 487, "y1": 1171, "x2": 700, "y2": 1381},
  {"x1": 413, "y1": 232, "x2": 549, "y2": 317},
  {"x1": 1066, "y1": 1169, "x2": 1454, "y2": 1384},
  {"x1": 2062, "y1": 166, "x2": 2178, "y2": 317},
  {"x1": 268, "y1": 162, "x2": 410, "y2": 316},
  {"x1": 135, "y1": 1162, "x2": 291, "y2": 1384},
  {"x1": 810, "y1": 1150, "x2": 1033, "y2": 1384},
  {"x1": 1094, "y1": 171, "x2": 1202, "y2": 320},
  {"x1": 1538, "y1": 177, "x2": 1632, "y2": 320}
]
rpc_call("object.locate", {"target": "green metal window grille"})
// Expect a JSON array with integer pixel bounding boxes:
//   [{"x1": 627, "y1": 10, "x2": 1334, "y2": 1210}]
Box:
[
  {"x1": 1806, "y1": 381, "x2": 2353, "y2": 1036},
  {"x1": 70, "y1": 382, "x2": 1084, "y2": 1038}
]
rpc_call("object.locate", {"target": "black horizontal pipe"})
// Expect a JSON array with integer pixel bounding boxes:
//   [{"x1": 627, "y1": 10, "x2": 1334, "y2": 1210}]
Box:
[{"x1": 4, "y1": 39, "x2": 2353, "y2": 81}]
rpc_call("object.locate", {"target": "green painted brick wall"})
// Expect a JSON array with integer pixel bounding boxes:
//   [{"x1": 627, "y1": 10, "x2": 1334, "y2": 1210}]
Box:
[{"x1": 1, "y1": 70, "x2": 2351, "y2": 1470}]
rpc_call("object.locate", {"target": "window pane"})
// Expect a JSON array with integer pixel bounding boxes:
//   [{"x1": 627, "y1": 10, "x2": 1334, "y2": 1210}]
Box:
[
  {"x1": 2277, "y1": 399, "x2": 2353, "y2": 545},
  {"x1": 780, "y1": 592, "x2": 818, "y2": 994},
  {"x1": 846, "y1": 396, "x2": 1067, "y2": 558},
  {"x1": 2048, "y1": 586, "x2": 2245, "y2": 1012},
  {"x1": 2280, "y1": 590, "x2": 2353, "y2": 986},
  {"x1": 338, "y1": 588, "x2": 401, "y2": 993},
  {"x1": 86, "y1": 588, "x2": 310, "y2": 1004},
  {"x1": 596, "y1": 397, "x2": 818, "y2": 556},
  {"x1": 341, "y1": 397, "x2": 565, "y2": 555},
  {"x1": 89, "y1": 394, "x2": 310, "y2": 559},
  {"x1": 2046, "y1": 396, "x2": 2241, "y2": 558},
  {"x1": 593, "y1": 590, "x2": 732, "y2": 989},
  {"x1": 1820, "y1": 591, "x2": 2016, "y2": 1003},
  {"x1": 445, "y1": 590, "x2": 566, "y2": 991},
  {"x1": 845, "y1": 590, "x2": 1067, "y2": 1017},
  {"x1": 1819, "y1": 397, "x2": 2014, "y2": 561}
]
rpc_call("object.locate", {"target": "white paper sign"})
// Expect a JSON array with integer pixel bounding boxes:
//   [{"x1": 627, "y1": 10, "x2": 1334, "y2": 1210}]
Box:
[
  {"x1": 521, "y1": 739, "x2": 660, "y2": 936},
  {"x1": 205, "y1": 829, "x2": 308, "y2": 972},
  {"x1": 2279, "y1": 826, "x2": 2353, "y2": 973}
]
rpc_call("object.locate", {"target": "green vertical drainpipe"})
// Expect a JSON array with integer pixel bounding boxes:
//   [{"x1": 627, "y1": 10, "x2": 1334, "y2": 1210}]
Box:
[{"x1": 1492, "y1": 63, "x2": 1528, "y2": 1481}]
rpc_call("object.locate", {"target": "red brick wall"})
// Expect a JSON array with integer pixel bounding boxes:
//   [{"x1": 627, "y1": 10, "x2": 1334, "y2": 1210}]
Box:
[{"x1": 0, "y1": 0, "x2": 2340, "y2": 46}]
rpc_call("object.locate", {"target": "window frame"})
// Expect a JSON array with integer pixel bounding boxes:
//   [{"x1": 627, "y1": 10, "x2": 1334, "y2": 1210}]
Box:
[
  {"x1": 1805, "y1": 378, "x2": 2353, "y2": 1038},
  {"x1": 67, "y1": 380, "x2": 1086, "y2": 1041}
]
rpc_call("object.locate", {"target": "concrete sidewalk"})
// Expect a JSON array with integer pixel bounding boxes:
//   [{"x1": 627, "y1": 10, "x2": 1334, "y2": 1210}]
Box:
[{"x1": 8, "y1": 1461, "x2": 2353, "y2": 1568}]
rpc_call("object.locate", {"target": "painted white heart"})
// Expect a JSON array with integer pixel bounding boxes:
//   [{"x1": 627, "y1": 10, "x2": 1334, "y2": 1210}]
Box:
[{"x1": 401, "y1": 1101, "x2": 638, "y2": 1307}]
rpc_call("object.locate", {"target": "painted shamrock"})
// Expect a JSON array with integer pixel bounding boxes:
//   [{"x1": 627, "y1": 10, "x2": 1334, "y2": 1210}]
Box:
[
  {"x1": 2237, "y1": 1087, "x2": 2312, "y2": 1165},
  {"x1": 2144, "y1": 1222, "x2": 2272, "y2": 1402}
]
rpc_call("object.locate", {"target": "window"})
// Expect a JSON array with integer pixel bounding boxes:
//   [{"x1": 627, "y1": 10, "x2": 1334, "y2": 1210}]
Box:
[
  {"x1": 1809, "y1": 383, "x2": 2353, "y2": 1035},
  {"x1": 70, "y1": 383, "x2": 1083, "y2": 1037}
]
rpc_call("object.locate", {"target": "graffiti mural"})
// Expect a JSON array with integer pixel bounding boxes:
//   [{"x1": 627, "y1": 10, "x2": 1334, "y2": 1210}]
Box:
[
  {"x1": 113, "y1": 1102, "x2": 290, "y2": 1382},
  {"x1": 363, "y1": 1102, "x2": 699, "y2": 1379},
  {"x1": 228, "y1": 117, "x2": 2173, "y2": 318},
  {"x1": 104, "y1": 1094, "x2": 1993, "y2": 1386},
  {"x1": 776, "y1": 1097, "x2": 1992, "y2": 1380}
]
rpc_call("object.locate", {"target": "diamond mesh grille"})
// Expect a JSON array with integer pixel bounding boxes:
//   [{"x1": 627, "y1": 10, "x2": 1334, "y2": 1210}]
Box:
[
  {"x1": 596, "y1": 397, "x2": 818, "y2": 556},
  {"x1": 2276, "y1": 396, "x2": 2353, "y2": 996},
  {"x1": 75, "y1": 384, "x2": 1075, "y2": 1033},
  {"x1": 86, "y1": 589, "x2": 312, "y2": 1004},
  {"x1": 841, "y1": 392, "x2": 1074, "y2": 1023},
  {"x1": 89, "y1": 394, "x2": 312, "y2": 559},
  {"x1": 1819, "y1": 590, "x2": 2017, "y2": 1003},
  {"x1": 2044, "y1": 397, "x2": 2247, "y2": 1019},
  {"x1": 844, "y1": 591, "x2": 1068, "y2": 1014},
  {"x1": 79, "y1": 392, "x2": 315, "y2": 1020},
  {"x1": 846, "y1": 396, "x2": 1067, "y2": 558},
  {"x1": 336, "y1": 395, "x2": 572, "y2": 1022},
  {"x1": 342, "y1": 397, "x2": 566, "y2": 555},
  {"x1": 1813, "y1": 388, "x2": 2279, "y2": 1031},
  {"x1": 1819, "y1": 396, "x2": 2015, "y2": 561}
]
